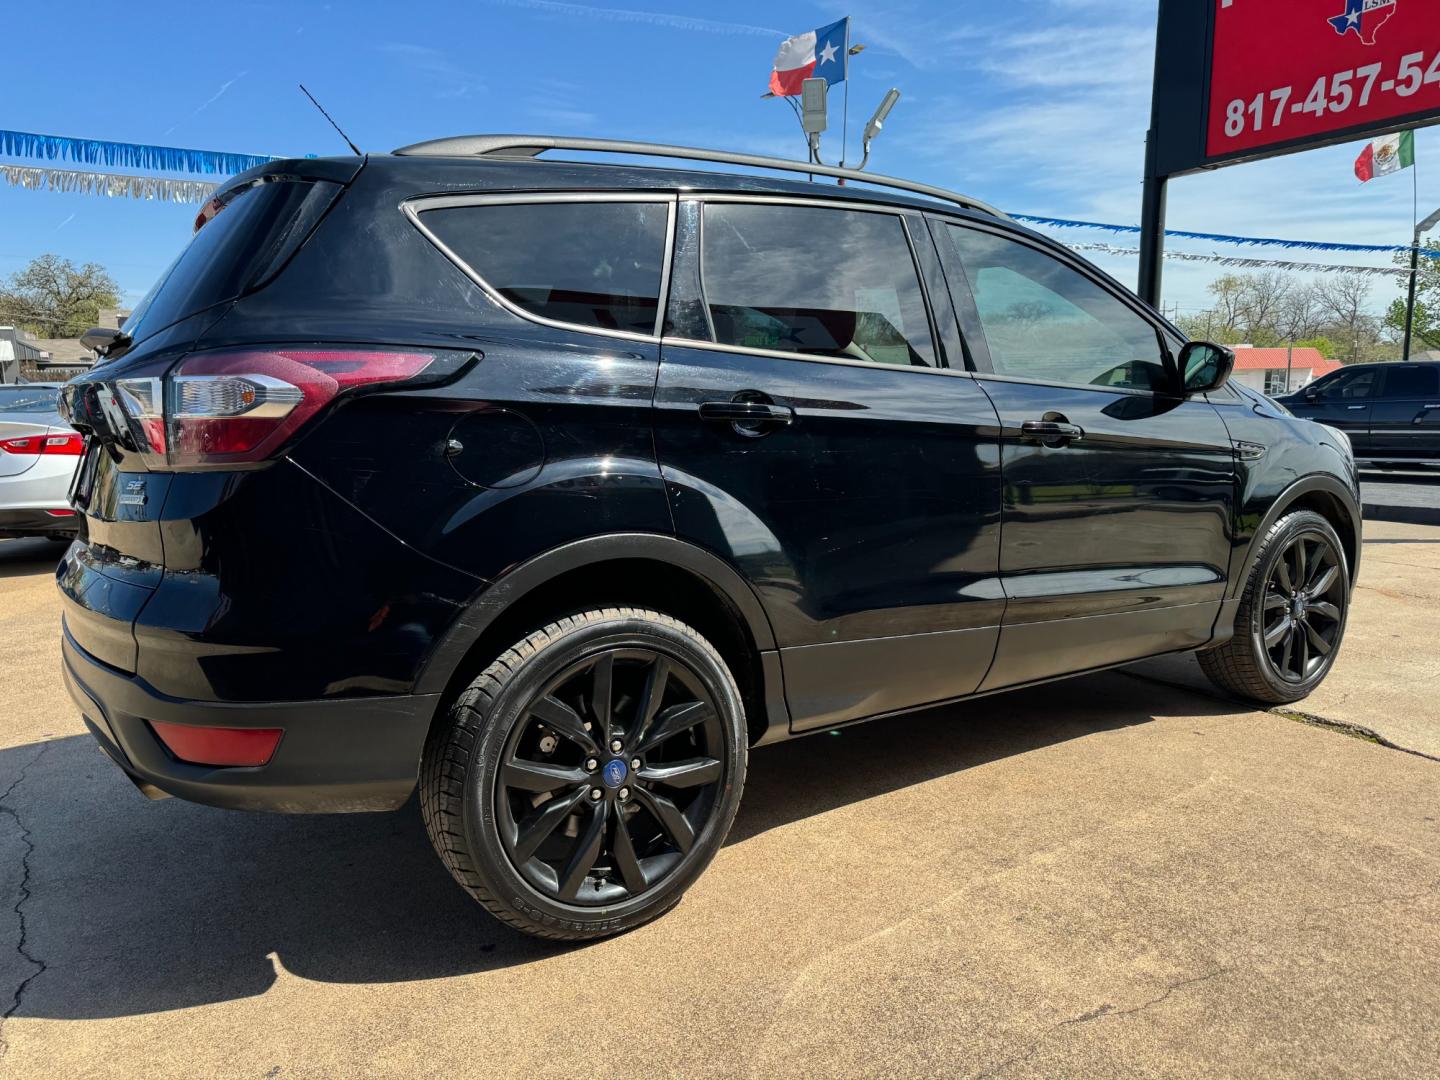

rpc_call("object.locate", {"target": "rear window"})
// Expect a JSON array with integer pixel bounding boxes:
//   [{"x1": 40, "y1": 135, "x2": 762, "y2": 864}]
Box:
[
  {"x1": 418, "y1": 200, "x2": 670, "y2": 336},
  {"x1": 122, "y1": 179, "x2": 339, "y2": 346},
  {"x1": 0, "y1": 388, "x2": 60, "y2": 413}
]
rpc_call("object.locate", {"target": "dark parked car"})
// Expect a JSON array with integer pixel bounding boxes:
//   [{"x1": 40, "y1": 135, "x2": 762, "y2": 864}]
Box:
[
  {"x1": 1277, "y1": 360, "x2": 1440, "y2": 466},
  {"x1": 58, "y1": 137, "x2": 1361, "y2": 940}
]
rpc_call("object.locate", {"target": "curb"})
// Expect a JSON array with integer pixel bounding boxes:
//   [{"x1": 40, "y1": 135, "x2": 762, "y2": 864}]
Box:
[{"x1": 1362, "y1": 503, "x2": 1440, "y2": 527}]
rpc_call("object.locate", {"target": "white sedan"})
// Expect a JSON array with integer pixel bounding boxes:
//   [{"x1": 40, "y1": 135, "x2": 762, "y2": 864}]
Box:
[{"x1": 0, "y1": 384, "x2": 81, "y2": 540}]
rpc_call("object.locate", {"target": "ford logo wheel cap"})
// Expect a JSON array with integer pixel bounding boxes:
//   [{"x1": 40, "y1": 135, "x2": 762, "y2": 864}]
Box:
[{"x1": 602, "y1": 759, "x2": 628, "y2": 789}]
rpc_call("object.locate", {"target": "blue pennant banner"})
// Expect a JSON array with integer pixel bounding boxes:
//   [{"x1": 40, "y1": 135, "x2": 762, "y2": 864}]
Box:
[
  {"x1": 1012, "y1": 213, "x2": 1440, "y2": 259},
  {"x1": 0, "y1": 129, "x2": 276, "y2": 176}
]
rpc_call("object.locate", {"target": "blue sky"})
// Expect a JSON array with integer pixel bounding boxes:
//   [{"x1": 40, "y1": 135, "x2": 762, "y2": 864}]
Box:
[{"x1": 1, "y1": 0, "x2": 1433, "y2": 322}]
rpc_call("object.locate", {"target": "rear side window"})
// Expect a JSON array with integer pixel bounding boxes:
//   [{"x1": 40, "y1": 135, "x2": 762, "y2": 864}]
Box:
[
  {"x1": 124, "y1": 179, "x2": 339, "y2": 346},
  {"x1": 700, "y1": 202, "x2": 935, "y2": 367},
  {"x1": 1383, "y1": 366, "x2": 1440, "y2": 398},
  {"x1": 948, "y1": 225, "x2": 1168, "y2": 391},
  {"x1": 419, "y1": 200, "x2": 670, "y2": 336}
]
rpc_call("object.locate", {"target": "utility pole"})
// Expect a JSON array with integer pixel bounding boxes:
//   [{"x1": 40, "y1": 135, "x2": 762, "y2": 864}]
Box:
[{"x1": 1401, "y1": 207, "x2": 1440, "y2": 362}]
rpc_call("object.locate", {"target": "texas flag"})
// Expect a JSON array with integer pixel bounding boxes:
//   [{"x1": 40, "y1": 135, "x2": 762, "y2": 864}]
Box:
[{"x1": 769, "y1": 18, "x2": 849, "y2": 97}]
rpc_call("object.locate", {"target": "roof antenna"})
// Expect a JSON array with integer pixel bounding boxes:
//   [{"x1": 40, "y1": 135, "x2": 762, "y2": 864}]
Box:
[{"x1": 299, "y1": 83, "x2": 362, "y2": 156}]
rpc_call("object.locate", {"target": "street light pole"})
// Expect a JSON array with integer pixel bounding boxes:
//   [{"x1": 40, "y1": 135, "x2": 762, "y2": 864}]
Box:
[{"x1": 1402, "y1": 207, "x2": 1440, "y2": 363}]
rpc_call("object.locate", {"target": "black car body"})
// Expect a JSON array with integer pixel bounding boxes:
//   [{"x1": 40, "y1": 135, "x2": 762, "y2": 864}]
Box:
[
  {"x1": 1277, "y1": 360, "x2": 1440, "y2": 465},
  {"x1": 58, "y1": 140, "x2": 1362, "y2": 938}
]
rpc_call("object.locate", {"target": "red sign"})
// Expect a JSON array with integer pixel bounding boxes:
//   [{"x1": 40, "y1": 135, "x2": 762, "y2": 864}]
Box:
[{"x1": 1207, "y1": 0, "x2": 1440, "y2": 159}]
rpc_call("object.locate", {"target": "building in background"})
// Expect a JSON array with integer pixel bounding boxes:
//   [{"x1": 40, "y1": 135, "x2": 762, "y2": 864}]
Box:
[
  {"x1": 0, "y1": 308, "x2": 126, "y2": 382},
  {"x1": 1226, "y1": 346, "x2": 1341, "y2": 396}
]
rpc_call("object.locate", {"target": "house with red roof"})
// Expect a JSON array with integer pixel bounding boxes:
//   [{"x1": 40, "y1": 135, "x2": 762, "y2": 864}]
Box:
[{"x1": 1226, "y1": 346, "x2": 1343, "y2": 396}]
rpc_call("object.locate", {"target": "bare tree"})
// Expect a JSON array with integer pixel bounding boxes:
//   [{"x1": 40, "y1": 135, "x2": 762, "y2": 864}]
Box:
[
  {"x1": 1276, "y1": 282, "x2": 1327, "y2": 343},
  {"x1": 1235, "y1": 270, "x2": 1292, "y2": 342},
  {"x1": 1313, "y1": 272, "x2": 1377, "y2": 363}
]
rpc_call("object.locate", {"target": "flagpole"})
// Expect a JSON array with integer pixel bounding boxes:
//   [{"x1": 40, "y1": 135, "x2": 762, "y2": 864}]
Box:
[
  {"x1": 1403, "y1": 146, "x2": 1419, "y2": 362},
  {"x1": 841, "y1": 18, "x2": 851, "y2": 176}
]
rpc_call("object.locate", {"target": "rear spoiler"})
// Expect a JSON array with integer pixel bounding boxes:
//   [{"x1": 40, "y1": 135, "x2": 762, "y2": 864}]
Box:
[{"x1": 213, "y1": 155, "x2": 366, "y2": 201}]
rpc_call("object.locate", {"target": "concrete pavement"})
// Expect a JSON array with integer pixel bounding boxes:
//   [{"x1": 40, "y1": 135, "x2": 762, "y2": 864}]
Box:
[
  {"x1": 1, "y1": 535, "x2": 1437, "y2": 1078},
  {"x1": 1133, "y1": 519, "x2": 1440, "y2": 760}
]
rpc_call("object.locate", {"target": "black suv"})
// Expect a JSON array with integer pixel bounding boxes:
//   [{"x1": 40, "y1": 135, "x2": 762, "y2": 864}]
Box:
[
  {"x1": 59, "y1": 137, "x2": 1361, "y2": 940},
  {"x1": 1277, "y1": 360, "x2": 1440, "y2": 466}
]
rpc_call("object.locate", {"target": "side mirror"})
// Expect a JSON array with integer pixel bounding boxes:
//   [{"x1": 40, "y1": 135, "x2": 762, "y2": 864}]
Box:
[
  {"x1": 1178, "y1": 340, "x2": 1234, "y2": 395},
  {"x1": 1304, "y1": 385, "x2": 1320, "y2": 401}
]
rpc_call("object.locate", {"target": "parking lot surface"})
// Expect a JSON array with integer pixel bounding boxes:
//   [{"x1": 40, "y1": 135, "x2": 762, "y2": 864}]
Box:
[{"x1": 1, "y1": 531, "x2": 1437, "y2": 1078}]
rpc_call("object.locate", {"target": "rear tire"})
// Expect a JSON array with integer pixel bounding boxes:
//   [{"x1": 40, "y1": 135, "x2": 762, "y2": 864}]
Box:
[
  {"x1": 1198, "y1": 509, "x2": 1350, "y2": 705},
  {"x1": 419, "y1": 607, "x2": 747, "y2": 941}
]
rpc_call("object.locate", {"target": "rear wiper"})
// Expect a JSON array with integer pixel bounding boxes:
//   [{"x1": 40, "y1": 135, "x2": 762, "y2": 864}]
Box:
[{"x1": 80, "y1": 326, "x2": 133, "y2": 362}]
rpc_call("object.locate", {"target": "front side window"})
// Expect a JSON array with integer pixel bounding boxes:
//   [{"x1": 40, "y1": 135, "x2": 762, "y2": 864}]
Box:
[
  {"x1": 419, "y1": 200, "x2": 670, "y2": 336},
  {"x1": 1317, "y1": 369, "x2": 1379, "y2": 400},
  {"x1": 948, "y1": 225, "x2": 1168, "y2": 391},
  {"x1": 700, "y1": 202, "x2": 935, "y2": 367}
]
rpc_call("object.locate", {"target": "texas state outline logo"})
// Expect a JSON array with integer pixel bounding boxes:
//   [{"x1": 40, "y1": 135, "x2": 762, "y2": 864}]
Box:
[{"x1": 1328, "y1": 0, "x2": 1398, "y2": 46}]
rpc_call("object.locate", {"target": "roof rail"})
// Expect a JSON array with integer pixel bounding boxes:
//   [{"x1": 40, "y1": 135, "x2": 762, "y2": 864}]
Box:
[{"x1": 391, "y1": 134, "x2": 1006, "y2": 219}]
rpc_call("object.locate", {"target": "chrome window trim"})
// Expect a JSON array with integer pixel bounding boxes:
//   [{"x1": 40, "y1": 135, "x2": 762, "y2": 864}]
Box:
[
  {"x1": 682, "y1": 194, "x2": 941, "y2": 372},
  {"x1": 401, "y1": 192, "x2": 678, "y2": 343},
  {"x1": 662, "y1": 336, "x2": 980, "y2": 379}
]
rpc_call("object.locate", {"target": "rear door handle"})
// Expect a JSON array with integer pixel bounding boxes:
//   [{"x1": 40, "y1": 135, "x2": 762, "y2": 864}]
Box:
[
  {"x1": 1020, "y1": 419, "x2": 1084, "y2": 445},
  {"x1": 698, "y1": 401, "x2": 794, "y2": 425}
]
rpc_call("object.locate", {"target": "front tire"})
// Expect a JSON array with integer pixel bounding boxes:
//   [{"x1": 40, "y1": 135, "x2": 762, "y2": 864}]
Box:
[
  {"x1": 420, "y1": 608, "x2": 747, "y2": 941},
  {"x1": 1198, "y1": 509, "x2": 1350, "y2": 705}
]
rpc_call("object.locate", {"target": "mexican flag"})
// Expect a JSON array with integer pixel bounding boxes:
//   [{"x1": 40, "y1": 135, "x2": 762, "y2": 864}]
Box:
[{"x1": 1354, "y1": 131, "x2": 1415, "y2": 182}]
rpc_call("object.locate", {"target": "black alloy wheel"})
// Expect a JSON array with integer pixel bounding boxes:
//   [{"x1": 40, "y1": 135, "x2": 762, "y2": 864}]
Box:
[
  {"x1": 420, "y1": 608, "x2": 747, "y2": 941},
  {"x1": 497, "y1": 648, "x2": 725, "y2": 905},
  {"x1": 1198, "y1": 509, "x2": 1351, "y2": 705},
  {"x1": 1259, "y1": 530, "x2": 1346, "y2": 683}
]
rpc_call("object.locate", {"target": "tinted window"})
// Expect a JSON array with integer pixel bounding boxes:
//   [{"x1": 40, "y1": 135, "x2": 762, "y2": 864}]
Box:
[
  {"x1": 1317, "y1": 369, "x2": 1379, "y2": 400},
  {"x1": 421, "y1": 201, "x2": 670, "y2": 336},
  {"x1": 125, "y1": 179, "x2": 338, "y2": 346},
  {"x1": 949, "y1": 226, "x2": 1167, "y2": 391},
  {"x1": 1383, "y1": 366, "x2": 1440, "y2": 398},
  {"x1": 700, "y1": 203, "x2": 934, "y2": 366}
]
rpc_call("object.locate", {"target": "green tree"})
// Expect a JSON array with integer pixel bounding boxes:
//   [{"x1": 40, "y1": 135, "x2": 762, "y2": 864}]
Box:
[
  {"x1": 1294, "y1": 336, "x2": 1336, "y2": 359},
  {"x1": 0, "y1": 254, "x2": 120, "y2": 338},
  {"x1": 1383, "y1": 250, "x2": 1440, "y2": 352}
]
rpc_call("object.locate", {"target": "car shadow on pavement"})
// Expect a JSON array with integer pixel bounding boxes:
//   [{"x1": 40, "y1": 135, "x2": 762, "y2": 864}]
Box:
[
  {"x1": 2, "y1": 673, "x2": 1239, "y2": 1021},
  {"x1": 0, "y1": 537, "x2": 67, "y2": 580}
]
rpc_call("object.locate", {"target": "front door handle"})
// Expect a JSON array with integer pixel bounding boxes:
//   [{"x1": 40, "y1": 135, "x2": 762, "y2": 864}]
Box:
[
  {"x1": 1346, "y1": 404, "x2": 1366, "y2": 410},
  {"x1": 698, "y1": 401, "x2": 794, "y2": 425},
  {"x1": 1020, "y1": 418, "x2": 1084, "y2": 446}
]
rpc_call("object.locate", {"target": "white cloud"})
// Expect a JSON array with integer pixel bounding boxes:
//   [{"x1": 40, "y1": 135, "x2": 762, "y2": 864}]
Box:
[
  {"x1": 483, "y1": 0, "x2": 783, "y2": 38},
  {"x1": 380, "y1": 44, "x2": 486, "y2": 100}
]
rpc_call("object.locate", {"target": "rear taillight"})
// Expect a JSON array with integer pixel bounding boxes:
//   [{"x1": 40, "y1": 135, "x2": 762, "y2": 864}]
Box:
[
  {"x1": 113, "y1": 348, "x2": 434, "y2": 469},
  {"x1": 0, "y1": 432, "x2": 84, "y2": 455}
]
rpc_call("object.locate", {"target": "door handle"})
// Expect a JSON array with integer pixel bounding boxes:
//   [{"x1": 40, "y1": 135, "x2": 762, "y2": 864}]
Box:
[
  {"x1": 1346, "y1": 404, "x2": 1366, "y2": 410},
  {"x1": 698, "y1": 401, "x2": 794, "y2": 425},
  {"x1": 1020, "y1": 419, "x2": 1084, "y2": 446}
]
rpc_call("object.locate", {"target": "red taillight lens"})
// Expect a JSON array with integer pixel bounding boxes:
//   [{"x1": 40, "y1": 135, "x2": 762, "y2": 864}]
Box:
[
  {"x1": 112, "y1": 349, "x2": 434, "y2": 469},
  {"x1": 0, "y1": 435, "x2": 43, "y2": 454},
  {"x1": 150, "y1": 721, "x2": 283, "y2": 767},
  {"x1": 42, "y1": 433, "x2": 84, "y2": 455},
  {"x1": 0, "y1": 433, "x2": 81, "y2": 455},
  {"x1": 45, "y1": 509, "x2": 76, "y2": 517}
]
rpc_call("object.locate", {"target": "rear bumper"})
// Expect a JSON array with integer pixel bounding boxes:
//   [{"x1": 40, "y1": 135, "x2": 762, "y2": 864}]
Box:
[{"x1": 62, "y1": 624, "x2": 438, "y2": 813}]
